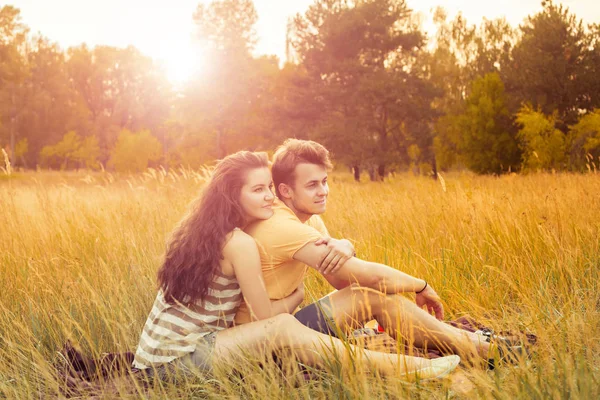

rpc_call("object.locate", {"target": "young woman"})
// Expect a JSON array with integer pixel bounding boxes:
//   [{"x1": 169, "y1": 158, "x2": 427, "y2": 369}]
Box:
[{"x1": 133, "y1": 151, "x2": 461, "y2": 380}]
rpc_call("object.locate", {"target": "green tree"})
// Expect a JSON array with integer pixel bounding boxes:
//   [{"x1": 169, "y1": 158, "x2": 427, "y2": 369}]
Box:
[
  {"x1": 504, "y1": 1, "x2": 589, "y2": 129},
  {"x1": 74, "y1": 135, "x2": 101, "y2": 169},
  {"x1": 18, "y1": 36, "x2": 75, "y2": 167},
  {"x1": 0, "y1": 6, "x2": 29, "y2": 167},
  {"x1": 516, "y1": 105, "x2": 567, "y2": 171},
  {"x1": 39, "y1": 131, "x2": 99, "y2": 170},
  {"x1": 183, "y1": 0, "x2": 264, "y2": 158},
  {"x1": 568, "y1": 109, "x2": 600, "y2": 170},
  {"x1": 161, "y1": 119, "x2": 218, "y2": 169},
  {"x1": 66, "y1": 45, "x2": 171, "y2": 162},
  {"x1": 40, "y1": 131, "x2": 83, "y2": 169},
  {"x1": 581, "y1": 24, "x2": 600, "y2": 112},
  {"x1": 291, "y1": 0, "x2": 432, "y2": 180},
  {"x1": 108, "y1": 129, "x2": 162, "y2": 173},
  {"x1": 430, "y1": 8, "x2": 515, "y2": 84},
  {"x1": 427, "y1": 8, "x2": 516, "y2": 171},
  {"x1": 456, "y1": 73, "x2": 520, "y2": 174},
  {"x1": 14, "y1": 137, "x2": 27, "y2": 165},
  {"x1": 193, "y1": 0, "x2": 257, "y2": 53}
]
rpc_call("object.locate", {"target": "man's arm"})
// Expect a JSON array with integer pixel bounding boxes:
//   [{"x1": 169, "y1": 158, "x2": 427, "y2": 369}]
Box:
[
  {"x1": 294, "y1": 240, "x2": 444, "y2": 320},
  {"x1": 294, "y1": 240, "x2": 426, "y2": 293},
  {"x1": 314, "y1": 237, "x2": 355, "y2": 275},
  {"x1": 308, "y1": 215, "x2": 355, "y2": 275}
]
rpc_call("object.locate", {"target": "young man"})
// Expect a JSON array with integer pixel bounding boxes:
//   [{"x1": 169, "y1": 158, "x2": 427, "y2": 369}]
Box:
[{"x1": 235, "y1": 139, "x2": 492, "y2": 360}]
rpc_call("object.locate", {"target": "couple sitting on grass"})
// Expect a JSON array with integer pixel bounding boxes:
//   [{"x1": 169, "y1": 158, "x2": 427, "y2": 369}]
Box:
[{"x1": 133, "y1": 139, "x2": 501, "y2": 382}]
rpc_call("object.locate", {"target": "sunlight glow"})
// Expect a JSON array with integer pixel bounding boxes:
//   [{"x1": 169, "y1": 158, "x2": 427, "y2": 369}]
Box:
[{"x1": 154, "y1": 39, "x2": 206, "y2": 85}]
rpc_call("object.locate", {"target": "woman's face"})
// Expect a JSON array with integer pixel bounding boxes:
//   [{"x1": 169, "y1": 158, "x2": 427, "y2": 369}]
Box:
[{"x1": 239, "y1": 167, "x2": 275, "y2": 223}]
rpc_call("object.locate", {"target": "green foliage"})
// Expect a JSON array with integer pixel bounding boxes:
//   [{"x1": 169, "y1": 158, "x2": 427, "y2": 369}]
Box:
[
  {"x1": 166, "y1": 131, "x2": 217, "y2": 169},
  {"x1": 433, "y1": 115, "x2": 461, "y2": 171},
  {"x1": 108, "y1": 129, "x2": 162, "y2": 173},
  {"x1": 431, "y1": 7, "x2": 515, "y2": 86},
  {"x1": 17, "y1": 37, "x2": 73, "y2": 168},
  {"x1": 516, "y1": 106, "x2": 567, "y2": 172},
  {"x1": 2, "y1": 1, "x2": 600, "y2": 175},
  {"x1": 504, "y1": 1, "x2": 589, "y2": 128},
  {"x1": 39, "y1": 131, "x2": 100, "y2": 170},
  {"x1": 430, "y1": 2, "x2": 599, "y2": 172},
  {"x1": 291, "y1": 0, "x2": 434, "y2": 178},
  {"x1": 428, "y1": 12, "x2": 517, "y2": 173},
  {"x1": 66, "y1": 45, "x2": 171, "y2": 155},
  {"x1": 0, "y1": 6, "x2": 29, "y2": 168},
  {"x1": 185, "y1": 0, "x2": 265, "y2": 158},
  {"x1": 568, "y1": 109, "x2": 600, "y2": 170},
  {"x1": 76, "y1": 136, "x2": 101, "y2": 169},
  {"x1": 15, "y1": 137, "x2": 27, "y2": 158},
  {"x1": 193, "y1": 0, "x2": 258, "y2": 53},
  {"x1": 457, "y1": 73, "x2": 520, "y2": 174}
]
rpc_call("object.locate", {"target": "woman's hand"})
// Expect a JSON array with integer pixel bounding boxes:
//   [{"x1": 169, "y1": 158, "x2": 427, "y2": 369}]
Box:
[
  {"x1": 294, "y1": 282, "x2": 305, "y2": 299},
  {"x1": 282, "y1": 282, "x2": 305, "y2": 312},
  {"x1": 314, "y1": 237, "x2": 355, "y2": 275}
]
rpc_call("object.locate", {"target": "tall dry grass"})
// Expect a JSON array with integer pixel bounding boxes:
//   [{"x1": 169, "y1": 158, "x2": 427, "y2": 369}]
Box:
[{"x1": 1, "y1": 168, "x2": 599, "y2": 398}]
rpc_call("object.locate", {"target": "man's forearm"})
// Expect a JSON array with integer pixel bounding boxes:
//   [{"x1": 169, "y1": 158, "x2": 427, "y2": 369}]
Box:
[
  {"x1": 335, "y1": 258, "x2": 426, "y2": 294},
  {"x1": 368, "y1": 261, "x2": 427, "y2": 294},
  {"x1": 294, "y1": 241, "x2": 426, "y2": 294}
]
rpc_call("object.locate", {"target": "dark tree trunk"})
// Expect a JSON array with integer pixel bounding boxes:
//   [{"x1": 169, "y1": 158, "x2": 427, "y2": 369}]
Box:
[
  {"x1": 431, "y1": 154, "x2": 438, "y2": 180},
  {"x1": 352, "y1": 165, "x2": 360, "y2": 182},
  {"x1": 9, "y1": 92, "x2": 16, "y2": 167},
  {"x1": 368, "y1": 166, "x2": 377, "y2": 181},
  {"x1": 9, "y1": 120, "x2": 15, "y2": 168},
  {"x1": 377, "y1": 164, "x2": 385, "y2": 181}
]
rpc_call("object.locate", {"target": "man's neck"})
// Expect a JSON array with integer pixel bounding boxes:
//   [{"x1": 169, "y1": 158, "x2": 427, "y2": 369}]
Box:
[{"x1": 280, "y1": 198, "x2": 313, "y2": 223}]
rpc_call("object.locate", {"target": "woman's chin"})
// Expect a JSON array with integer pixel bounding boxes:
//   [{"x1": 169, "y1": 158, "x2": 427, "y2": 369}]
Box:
[
  {"x1": 251, "y1": 209, "x2": 274, "y2": 221},
  {"x1": 262, "y1": 209, "x2": 275, "y2": 219}
]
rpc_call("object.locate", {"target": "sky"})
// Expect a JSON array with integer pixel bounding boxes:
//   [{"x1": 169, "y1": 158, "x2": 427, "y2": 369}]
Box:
[{"x1": 5, "y1": 0, "x2": 600, "y2": 83}]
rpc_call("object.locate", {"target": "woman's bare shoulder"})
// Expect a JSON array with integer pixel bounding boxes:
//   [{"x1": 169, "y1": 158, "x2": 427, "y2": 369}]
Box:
[{"x1": 223, "y1": 229, "x2": 257, "y2": 255}]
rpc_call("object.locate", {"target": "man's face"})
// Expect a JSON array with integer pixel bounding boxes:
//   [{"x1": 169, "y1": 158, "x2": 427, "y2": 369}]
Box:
[{"x1": 286, "y1": 163, "x2": 329, "y2": 216}]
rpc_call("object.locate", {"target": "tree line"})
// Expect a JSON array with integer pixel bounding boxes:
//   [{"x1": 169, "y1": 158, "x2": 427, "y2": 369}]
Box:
[{"x1": 1, "y1": 0, "x2": 599, "y2": 179}]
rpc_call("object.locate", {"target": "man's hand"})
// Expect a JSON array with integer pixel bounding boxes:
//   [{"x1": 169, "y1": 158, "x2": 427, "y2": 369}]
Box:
[
  {"x1": 314, "y1": 237, "x2": 355, "y2": 275},
  {"x1": 415, "y1": 284, "x2": 444, "y2": 320}
]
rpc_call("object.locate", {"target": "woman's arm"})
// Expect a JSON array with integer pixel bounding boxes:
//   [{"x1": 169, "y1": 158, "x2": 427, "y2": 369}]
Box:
[
  {"x1": 267, "y1": 283, "x2": 304, "y2": 316},
  {"x1": 225, "y1": 231, "x2": 304, "y2": 321}
]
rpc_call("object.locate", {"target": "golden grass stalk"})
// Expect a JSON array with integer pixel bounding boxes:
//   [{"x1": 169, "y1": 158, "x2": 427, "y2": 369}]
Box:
[
  {"x1": 1, "y1": 148, "x2": 11, "y2": 176},
  {"x1": 1, "y1": 169, "x2": 599, "y2": 398}
]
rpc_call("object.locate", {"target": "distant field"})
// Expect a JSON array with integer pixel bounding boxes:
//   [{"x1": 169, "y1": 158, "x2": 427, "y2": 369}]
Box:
[{"x1": 1, "y1": 169, "x2": 599, "y2": 398}]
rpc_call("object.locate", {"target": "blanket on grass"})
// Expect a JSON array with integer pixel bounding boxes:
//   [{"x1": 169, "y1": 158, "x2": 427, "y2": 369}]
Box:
[{"x1": 55, "y1": 315, "x2": 537, "y2": 397}]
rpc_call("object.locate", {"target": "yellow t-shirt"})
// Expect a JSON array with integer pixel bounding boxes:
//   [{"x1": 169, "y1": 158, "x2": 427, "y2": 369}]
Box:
[{"x1": 234, "y1": 198, "x2": 329, "y2": 324}]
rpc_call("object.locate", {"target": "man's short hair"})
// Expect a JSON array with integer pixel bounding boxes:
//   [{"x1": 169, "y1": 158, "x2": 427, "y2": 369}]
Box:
[{"x1": 272, "y1": 139, "x2": 333, "y2": 198}]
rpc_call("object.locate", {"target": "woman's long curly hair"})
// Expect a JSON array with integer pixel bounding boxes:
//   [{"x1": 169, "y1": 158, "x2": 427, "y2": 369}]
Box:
[{"x1": 158, "y1": 151, "x2": 269, "y2": 306}]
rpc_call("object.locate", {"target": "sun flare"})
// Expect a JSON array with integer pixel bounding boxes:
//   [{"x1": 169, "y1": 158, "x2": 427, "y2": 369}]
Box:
[{"x1": 155, "y1": 40, "x2": 206, "y2": 85}]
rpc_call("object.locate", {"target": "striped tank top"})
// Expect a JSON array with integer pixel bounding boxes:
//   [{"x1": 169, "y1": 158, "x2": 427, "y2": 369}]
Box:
[{"x1": 133, "y1": 267, "x2": 242, "y2": 369}]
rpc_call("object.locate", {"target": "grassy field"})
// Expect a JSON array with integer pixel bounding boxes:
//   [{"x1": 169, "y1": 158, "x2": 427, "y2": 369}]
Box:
[{"x1": 1, "y1": 168, "x2": 599, "y2": 399}]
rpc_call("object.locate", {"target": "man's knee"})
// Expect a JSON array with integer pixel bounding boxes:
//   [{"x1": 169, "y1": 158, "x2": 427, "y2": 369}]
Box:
[
  {"x1": 349, "y1": 286, "x2": 413, "y2": 311},
  {"x1": 345, "y1": 284, "x2": 388, "y2": 315}
]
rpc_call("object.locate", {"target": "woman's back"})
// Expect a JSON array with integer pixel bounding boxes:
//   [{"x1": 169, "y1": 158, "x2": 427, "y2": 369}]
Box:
[{"x1": 133, "y1": 266, "x2": 242, "y2": 369}]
